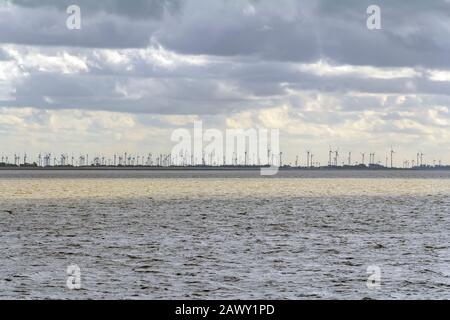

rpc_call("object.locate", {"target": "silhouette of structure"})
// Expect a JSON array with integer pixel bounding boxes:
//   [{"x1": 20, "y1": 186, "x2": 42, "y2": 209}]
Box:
[{"x1": 0, "y1": 149, "x2": 448, "y2": 170}]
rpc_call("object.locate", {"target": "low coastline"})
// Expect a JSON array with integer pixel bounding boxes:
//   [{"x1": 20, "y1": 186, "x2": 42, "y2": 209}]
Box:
[{"x1": 1, "y1": 165, "x2": 449, "y2": 171}]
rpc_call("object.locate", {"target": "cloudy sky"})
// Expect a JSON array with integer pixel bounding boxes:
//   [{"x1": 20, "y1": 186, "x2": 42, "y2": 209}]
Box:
[{"x1": 1, "y1": 0, "x2": 450, "y2": 165}]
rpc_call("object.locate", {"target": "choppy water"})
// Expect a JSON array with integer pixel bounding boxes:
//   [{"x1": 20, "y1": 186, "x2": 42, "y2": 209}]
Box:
[{"x1": 0, "y1": 170, "x2": 449, "y2": 299}]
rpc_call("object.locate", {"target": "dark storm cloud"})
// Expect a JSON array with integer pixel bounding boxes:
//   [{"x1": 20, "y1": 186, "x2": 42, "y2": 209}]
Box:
[
  {"x1": 9, "y1": 0, "x2": 182, "y2": 19},
  {"x1": 1, "y1": 71, "x2": 256, "y2": 114},
  {"x1": 1, "y1": 0, "x2": 450, "y2": 119},
  {"x1": 1, "y1": 0, "x2": 181, "y2": 48},
  {"x1": 157, "y1": 0, "x2": 320, "y2": 62},
  {"x1": 157, "y1": 0, "x2": 450, "y2": 68},
  {"x1": 0, "y1": 0, "x2": 449, "y2": 68},
  {"x1": 0, "y1": 5, "x2": 160, "y2": 48}
]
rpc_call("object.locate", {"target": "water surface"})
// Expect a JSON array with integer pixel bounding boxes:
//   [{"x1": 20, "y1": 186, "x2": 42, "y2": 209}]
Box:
[{"x1": 0, "y1": 170, "x2": 449, "y2": 299}]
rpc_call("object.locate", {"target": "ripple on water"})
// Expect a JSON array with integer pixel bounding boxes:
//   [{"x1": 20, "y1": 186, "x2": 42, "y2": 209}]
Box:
[{"x1": 0, "y1": 175, "x2": 449, "y2": 299}]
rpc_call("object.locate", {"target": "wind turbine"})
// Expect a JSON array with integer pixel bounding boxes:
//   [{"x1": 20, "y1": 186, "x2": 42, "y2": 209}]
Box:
[
  {"x1": 328, "y1": 147, "x2": 333, "y2": 166},
  {"x1": 390, "y1": 147, "x2": 395, "y2": 168}
]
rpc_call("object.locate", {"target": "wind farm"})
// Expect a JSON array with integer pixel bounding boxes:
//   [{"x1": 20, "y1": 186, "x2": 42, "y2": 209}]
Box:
[{"x1": 1, "y1": 148, "x2": 449, "y2": 170}]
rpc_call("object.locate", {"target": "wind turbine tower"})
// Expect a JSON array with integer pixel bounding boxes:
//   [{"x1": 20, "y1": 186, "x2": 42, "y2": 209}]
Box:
[
  {"x1": 328, "y1": 148, "x2": 332, "y2": 166},
  {"x1": 390, "y1": 147, "x2": 395, "y2": 168}
]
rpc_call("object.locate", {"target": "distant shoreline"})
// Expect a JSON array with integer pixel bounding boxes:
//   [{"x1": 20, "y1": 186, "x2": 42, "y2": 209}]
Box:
[{"x1": 1, "y1": 165, "x2": 449, "y2": 171}]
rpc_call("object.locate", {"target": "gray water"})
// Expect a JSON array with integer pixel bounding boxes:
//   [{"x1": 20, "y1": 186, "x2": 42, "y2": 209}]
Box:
[{"x1": 0, "y1": 170, "x2": 449, "y2": 299}]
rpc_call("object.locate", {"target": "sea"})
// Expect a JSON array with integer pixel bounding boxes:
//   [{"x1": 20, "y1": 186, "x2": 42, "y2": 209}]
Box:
[{"x1": 0, "y1": 169, "x2": 449, "y2": 299}]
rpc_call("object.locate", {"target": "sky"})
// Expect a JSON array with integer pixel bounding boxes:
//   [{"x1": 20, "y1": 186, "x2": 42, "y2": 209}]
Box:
[{"x1": 1, "y1": 0, "x2": 450, "y2": 166}]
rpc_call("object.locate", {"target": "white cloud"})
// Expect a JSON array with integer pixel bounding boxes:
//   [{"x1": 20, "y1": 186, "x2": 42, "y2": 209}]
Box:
[
  {"x1": 428, "y1": 70, "x2": 450, "y2": 82},
  {"x1": 297, "y1": 60, "x2": 420, "y2": 80}
]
